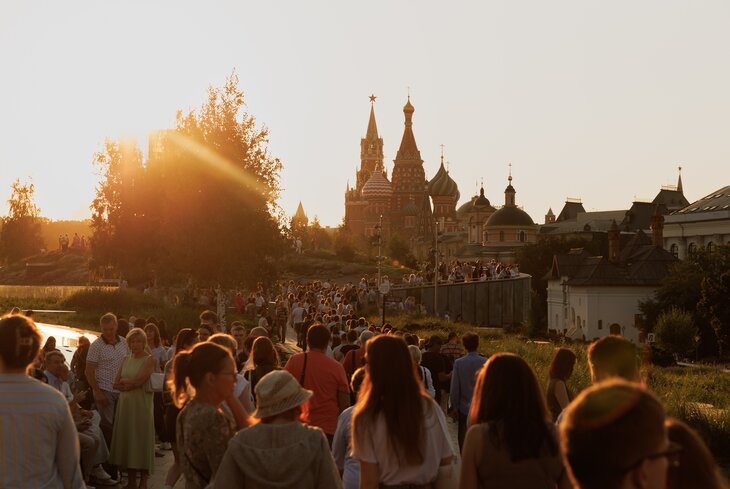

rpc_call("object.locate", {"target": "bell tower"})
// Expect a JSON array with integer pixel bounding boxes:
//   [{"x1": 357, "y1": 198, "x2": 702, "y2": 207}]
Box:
[{"x1": 356, "y1": 95, "x2": 384, "y2": 191}]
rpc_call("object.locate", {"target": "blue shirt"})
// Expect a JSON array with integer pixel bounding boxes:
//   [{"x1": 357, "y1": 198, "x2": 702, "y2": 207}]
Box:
[{"x1": 450, "y1": 352, "x2": 487, "y2": 415}]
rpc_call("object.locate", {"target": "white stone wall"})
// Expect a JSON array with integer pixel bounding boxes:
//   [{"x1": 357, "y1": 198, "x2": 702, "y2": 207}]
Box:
[{"x1": 548, "y1": 280, "x2": 656, "y2": 344}]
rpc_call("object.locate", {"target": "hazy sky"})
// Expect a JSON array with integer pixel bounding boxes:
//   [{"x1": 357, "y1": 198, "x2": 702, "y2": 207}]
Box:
[{"x1": 2, "y1": 1, "x2": 729, "y2": 226}]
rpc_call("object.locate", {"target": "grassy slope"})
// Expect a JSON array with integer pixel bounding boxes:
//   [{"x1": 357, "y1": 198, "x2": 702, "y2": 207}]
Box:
[{"x1": 381, "y1": 313, "x2": 730, "y2": 462}]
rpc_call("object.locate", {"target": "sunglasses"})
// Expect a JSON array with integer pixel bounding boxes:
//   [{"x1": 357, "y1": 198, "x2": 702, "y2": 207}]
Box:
[{"x1": 621, "y1": 441, "x2": 683, "y2": 472}]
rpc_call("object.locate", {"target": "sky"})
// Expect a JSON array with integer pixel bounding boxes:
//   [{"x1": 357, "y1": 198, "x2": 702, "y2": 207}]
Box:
[{"x1": 1, "y1": 0, "x2": 729, "y2": 226}]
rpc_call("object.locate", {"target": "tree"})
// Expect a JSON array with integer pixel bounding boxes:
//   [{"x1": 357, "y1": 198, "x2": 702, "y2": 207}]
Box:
[
  {"x1": 306, "y1": 217, "x2": 332, "y2": 251},
  {"x1": 654, "y1": 307, "x2": 696, "y2": 358},
  {"x1": 387, "y1": 234, "x2": 417, "y2": 268},
  {"x1": 334, "y1": 224, "x2": 356, "y2": 261},
  {"x1": 640, "y1": 244, "x2": 730, "y2": 358},
  {"x1": 0, "y1": 179, "x2": 44, "y2": 262},
  {"x1": 90, "y1": 71, "x2": 286, "y2": 286}
]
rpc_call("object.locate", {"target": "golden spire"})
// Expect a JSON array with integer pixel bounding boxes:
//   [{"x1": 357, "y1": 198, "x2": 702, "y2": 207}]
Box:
[{"x1": 508, "y1": 162, "x2": 513, "y2": 183}]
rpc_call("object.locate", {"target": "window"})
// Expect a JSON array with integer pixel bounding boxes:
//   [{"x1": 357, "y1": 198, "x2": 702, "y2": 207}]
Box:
[
  {"x1": 707, "y1": 242, "x2": 715, "y2": 254},
  {"x1": 688, "y1": 243, "x2": 697, "y2": 256},
  {"x1": 519, "y1": 231, "x2": 526, "y2": 242},
  {"x1": 670, "y1": 243, "x2": 678, "y2": 258},
  {"x1": 499, "y1": 231, "x2": 505, "y2": 242},
  {"x1": 598, "y1": 320, "x2": 603, "y2": 330}
]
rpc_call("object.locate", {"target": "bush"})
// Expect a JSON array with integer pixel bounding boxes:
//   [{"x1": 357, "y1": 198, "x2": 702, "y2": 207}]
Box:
[
  {"x1": 62, "y1": 289, "x2": 161, "y2": 312},
  {"x1": 655, "y1": 307, "x2": 697, "y2": 359}
]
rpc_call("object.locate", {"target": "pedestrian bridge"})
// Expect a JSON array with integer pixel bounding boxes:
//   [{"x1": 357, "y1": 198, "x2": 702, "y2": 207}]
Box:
[{"x1": 388, "y1": 274, "x2": 532, "y2": 327}]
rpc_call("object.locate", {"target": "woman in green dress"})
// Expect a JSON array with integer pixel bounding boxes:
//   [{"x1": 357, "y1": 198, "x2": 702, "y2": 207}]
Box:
[{"x1": 110, "y1": 328, "x2": 156, "y2": 489}]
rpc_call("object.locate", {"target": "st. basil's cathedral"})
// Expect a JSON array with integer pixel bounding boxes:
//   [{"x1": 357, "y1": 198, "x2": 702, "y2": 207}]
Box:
[{"x1": 344, "y1": 96, "x2": 538, "y2": 263}]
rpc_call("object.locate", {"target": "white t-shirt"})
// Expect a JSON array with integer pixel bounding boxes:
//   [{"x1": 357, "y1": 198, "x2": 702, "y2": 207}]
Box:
[
  {"x1": 87, "y1": 336, "x2": 129, "y2": 392},
  {"x1": 292, "y1": 306, "x2": 305, "y2": 323},
  {"x1": 352, "y1": 398, "x2": 454, "y2": 485}
]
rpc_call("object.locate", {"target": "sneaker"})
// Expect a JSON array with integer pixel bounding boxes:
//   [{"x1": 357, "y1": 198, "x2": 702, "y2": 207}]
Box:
[{"x1": 91, "y1": 466, "x2": 112, "y2": 481}]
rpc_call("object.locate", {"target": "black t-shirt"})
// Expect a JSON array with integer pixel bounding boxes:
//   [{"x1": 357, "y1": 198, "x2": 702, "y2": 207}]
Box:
[
  {"x1": 421, "y1": 351, "x2": 450, "y2": 399},
  {"x1": 340, "y1": 344, "x2": 359, "y2": 358}
]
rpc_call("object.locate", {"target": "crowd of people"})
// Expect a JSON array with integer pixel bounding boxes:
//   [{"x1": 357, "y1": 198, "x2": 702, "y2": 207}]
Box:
[
  {"x1": 405, "y1": 259, "x2": 520, "y2": 286},
  {"x1": 0, "y1": 279, "x2": 727, "y2": 489}
]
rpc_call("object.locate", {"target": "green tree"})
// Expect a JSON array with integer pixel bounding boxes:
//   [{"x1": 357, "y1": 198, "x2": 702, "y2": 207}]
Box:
[
  {"x1": 0, "y1": 179, "x2": 44, "y2": 262},
  {"x1": 306, "y1": 217, "x2": 332, "y2": 251},
  {"x1": 90, "y1": 71, "x2": 286, "y2": 287},
  {"x1": 698, "y1": 245, "x2": 730, "y2": 358},
  {"x1": 334, "y1": 224, "x2": 356, "y2": 261},
  {"x1": 387, "y1": 234, "x2": 416, "y2": 268},
  {"x1": 654, "y1": 307, "x2": 696, "y2": 358},
  {"x1": 640, "y1": 245, "x2": 730, "y2": 358}
]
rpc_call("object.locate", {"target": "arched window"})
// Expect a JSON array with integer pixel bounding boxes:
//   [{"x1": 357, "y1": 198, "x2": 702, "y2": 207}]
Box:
[
  {"x1": 688, "y1": 243, "x2": 697, "y2": 256},
  {"x1": 519, "y1": 231, "x2": 526, "y2": 242},
  {"x1": 499, "y1": 231, "x2": 505, "y2": 242},
  {"x1": 707, "y1": 242, "x2": 715, "y2": 254},
  {"x1": 484, "y1": 232, "x2": 489, "y2": 242},
  {"x1": 609, "y1": 323, "x2": 622, "y2": 336},
  {"x1": 670, "y1": 243, "x2": 678, "y2": 258}
]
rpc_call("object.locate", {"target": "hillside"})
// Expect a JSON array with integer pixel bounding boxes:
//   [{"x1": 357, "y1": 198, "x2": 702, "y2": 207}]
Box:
[{"x1": 0, "y1": 249, "x2": 90, "y2": 285}]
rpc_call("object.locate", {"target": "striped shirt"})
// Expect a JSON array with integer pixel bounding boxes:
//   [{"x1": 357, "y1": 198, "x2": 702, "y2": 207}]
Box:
[{"x1": 0, "y1": 373, "x2": 85, "y2": 489}]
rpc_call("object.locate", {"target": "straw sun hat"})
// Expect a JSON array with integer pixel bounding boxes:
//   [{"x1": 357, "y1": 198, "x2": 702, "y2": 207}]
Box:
[{"x1": 253, "y1": 370, "x2": 313, "y2": 419}]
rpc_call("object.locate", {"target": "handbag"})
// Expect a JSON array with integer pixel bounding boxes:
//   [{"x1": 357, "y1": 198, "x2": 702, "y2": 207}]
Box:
[
  {"x1": 434, "y1": 406, "x2": 460, "y2": 489},
  {"x1": 146, "y1": 372, "x2": 165, "y2": 393}
]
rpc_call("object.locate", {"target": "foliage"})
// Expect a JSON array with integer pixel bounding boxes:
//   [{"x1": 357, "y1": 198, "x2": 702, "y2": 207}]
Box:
[
  {"x1": 305, "y1": 217, "x2": 332, "y2": 251},
  {"x1": 387, "y1": 234, "x2": 417, "y2": 268},
  {"x1": 641, "y1": 244, "x2": 730, "y2": 358},
  {"x1": 333, "y1": 224, "x2": 356, "y2": 261},
  {"x1": 0, "y1": 179, "x2": 44, "y2": 262},
  {"x1": 90, "y1": 72, "x2": 286, "y2": 287},
  {"x1": 527, "y1": 289, "x2": 547, "y2": 338},
  {"x1": 654, "y1": 307, "x2": 696, "y2": 358}
]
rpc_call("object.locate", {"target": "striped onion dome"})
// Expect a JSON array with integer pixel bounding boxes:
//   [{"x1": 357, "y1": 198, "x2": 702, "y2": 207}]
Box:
[
  {"x1": 362, "y1": 170, "x2": 393, "y2": 199},
  {"x1": 427, "y1": 162, "x2": 460, "y2": 200}
]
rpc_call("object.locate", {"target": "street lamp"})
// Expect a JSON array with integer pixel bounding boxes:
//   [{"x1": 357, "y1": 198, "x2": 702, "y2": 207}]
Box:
[
  {"x1": 374, "y1": 215, "x2": 383, "y2": 287},
  {"x1": 433, "y1": 220, "x2": 440, "y2": 316}
]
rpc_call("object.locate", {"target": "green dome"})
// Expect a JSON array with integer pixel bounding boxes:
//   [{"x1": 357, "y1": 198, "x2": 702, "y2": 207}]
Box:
[{"x1": 427, "y1": 162, "x2": 460, "y2": 200}]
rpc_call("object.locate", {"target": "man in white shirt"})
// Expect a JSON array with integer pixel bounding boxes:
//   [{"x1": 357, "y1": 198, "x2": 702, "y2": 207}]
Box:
[
  {"x1": 86, "y1": 313, "x2": 128, "y2": 454},
  {"x1": 291, "y1": 302, "x2": 306, "y2": 347}
]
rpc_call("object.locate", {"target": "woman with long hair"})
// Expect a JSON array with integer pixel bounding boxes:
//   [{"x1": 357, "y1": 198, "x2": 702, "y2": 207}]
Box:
[
  {"x1": 162, "y1": 328, "x2": 198, "y2": 489},
  {"x1": 144, "y1": 323, "x2": 167, "y2": 454},
  {"x1": 173, "y1": 342, "x2": 242, "y2": 489},
  {"x1": 352, "y1": 335, "x2": 454, "y2": 488},
  {"x1": 546, "y1": 348, "x2": 576, "y2": 422},
  {"x1": 460, "y1": 353, "x2": 569, "y2": 489},
  {"x1": 243, "y1": 336, "x2": 280, "y2": 406},
  {"x1": 109, "y1": 328, "x2": 156, "y2": 489}
]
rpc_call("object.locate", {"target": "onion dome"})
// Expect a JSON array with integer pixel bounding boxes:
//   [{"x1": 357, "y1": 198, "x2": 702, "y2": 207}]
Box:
[
  {"x1": 361, "y1": 168, "x2": 393, "y2": 199},
  {"x1": 403, "y1": 96, "x2": 415, "y2": 115},
  {"x1": 457, "y1": 196, "x2": 478, "y2": 215},
  {"x1": 473, "y1": 186, "x2": 490, "y2": 208},
  {"x1": 427, "y1": 161, "x2": 460, "y2": 200},
  {"x1": 486, "y1": 206, "x2": 535, "y2": 227}
]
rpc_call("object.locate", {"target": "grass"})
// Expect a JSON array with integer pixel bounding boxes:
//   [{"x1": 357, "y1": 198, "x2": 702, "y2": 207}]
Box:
[{"x1": 378, "y1": 313, "x2": 730, "y2": 463}]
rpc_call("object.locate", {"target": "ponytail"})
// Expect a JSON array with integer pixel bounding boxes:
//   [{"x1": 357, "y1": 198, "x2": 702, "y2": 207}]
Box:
[
  {"x1": 170, "y1": 342, "x2": 231, "y2": 408},
  {"x1": 171, "y1": 351, "x2": 192, "y2": 408}
]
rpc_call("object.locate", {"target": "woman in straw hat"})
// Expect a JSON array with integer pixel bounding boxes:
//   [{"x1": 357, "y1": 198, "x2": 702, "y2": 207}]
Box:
[{"x1": 211, "y1": 370, "x2": 342, "y2": 489}]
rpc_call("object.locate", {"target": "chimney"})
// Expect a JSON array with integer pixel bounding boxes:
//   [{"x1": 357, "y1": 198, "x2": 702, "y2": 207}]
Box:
[
  {"x1": 608, "y1": 220, "x2": 621, "y2": 262},
  {"x1": 650, "y1": 205, "x2": 664, "y2": 248}
]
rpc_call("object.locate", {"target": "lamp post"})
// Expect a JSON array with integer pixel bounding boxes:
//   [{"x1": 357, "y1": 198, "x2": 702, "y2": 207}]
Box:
[
  {"x1": 375, "y1": 215, "x2": 382, "y2": 287},
  {"x1": 433, "y1": 220, "x2": 439, "y2": 316}
]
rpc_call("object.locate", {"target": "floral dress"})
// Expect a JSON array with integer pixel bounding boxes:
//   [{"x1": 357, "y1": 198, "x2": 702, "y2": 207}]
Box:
[{"x1": 176, "y1": 398, "x2": 236, "y2": 489}]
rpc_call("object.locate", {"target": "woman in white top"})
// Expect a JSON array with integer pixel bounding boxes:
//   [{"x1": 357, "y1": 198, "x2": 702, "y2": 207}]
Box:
[
  {"x1": 408, "y1": 345, "x2": 435, "y2": 398},
  {"x1": 352, "y1": 336, "x2": 454, "y2": 488},
  {"x1": 207, "y1": 334, "x2": 255, "y2": 415}
]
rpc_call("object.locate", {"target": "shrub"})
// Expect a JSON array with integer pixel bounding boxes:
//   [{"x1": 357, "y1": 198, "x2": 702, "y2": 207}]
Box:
[{"x1": 655, "y1": 307, "x2": 697, "y2": 359}]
